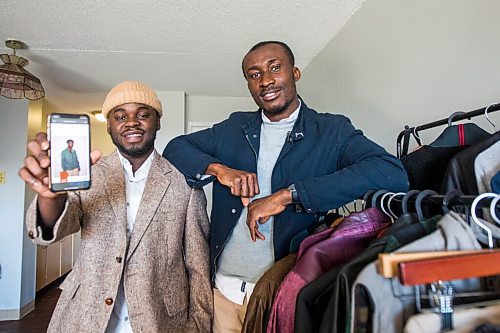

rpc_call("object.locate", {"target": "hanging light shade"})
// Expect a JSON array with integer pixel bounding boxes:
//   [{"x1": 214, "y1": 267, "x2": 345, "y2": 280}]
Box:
[{"x1": 0, "y1": 39, "x2": 45, "y2": 100}]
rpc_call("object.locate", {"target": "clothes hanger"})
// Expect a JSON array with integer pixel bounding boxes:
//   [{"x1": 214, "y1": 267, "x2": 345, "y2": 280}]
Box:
[
  {"x1": 484, "y1": 103, "x2": 498, "y2": 131},
  {"x1": 379, "y1": 192, "x2": 395, "y2": 220},
  {"x1": 470, "y1": 193, "x2": 497, "y2": 249},
  {"x1": 447, "y1": 111, "x2": 466, "y2": 127},
  {"x1": 441, "y1": 189, "x2": 463, "y2": 214},
  {"x1": 371, "y1": 189, "x2": 389, "y2": 210},
  {"x1": 362, "y1": 189, "x2": 377, "y2": 209},
  {"x1": 401, "y1": 190, "x2": 420, "y2": 215},
  {"x1": 398, "y1": 249, "x2": 500, "y2": 286},
  {"x1": 415, "y1": 189, "x2": 439, "y2": 222},
  {"x1": 387, "y1": 192, "x2": 406, "y2": 220},
  {"x1": 377, "y1": 250, "x2": 480, "y2": 279},
  {"x1": 489, "y1": 194, "x2": 500, "y2": 226}
]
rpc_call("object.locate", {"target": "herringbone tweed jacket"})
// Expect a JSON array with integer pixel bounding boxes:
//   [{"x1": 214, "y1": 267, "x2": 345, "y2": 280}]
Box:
[{"x1": 26, "y1": 151, "x2": 213, "y2": 332}]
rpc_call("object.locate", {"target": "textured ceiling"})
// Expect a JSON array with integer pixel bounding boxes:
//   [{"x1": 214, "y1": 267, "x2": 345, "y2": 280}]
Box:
[{"x1": 0, "y1": 0, "x2": 366, "y2": 112}]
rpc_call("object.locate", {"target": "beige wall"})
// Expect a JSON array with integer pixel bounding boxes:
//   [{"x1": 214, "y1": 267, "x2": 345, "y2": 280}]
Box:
[
  {"x1": 155, "y1": 91, "x2": 186, "y2": 153},
  {"x1": 299, "y1": 0, "x2": 500, "y2": 153},
  {"x1": 186, "y1": 95, "x2": 256, "y2": 127}
]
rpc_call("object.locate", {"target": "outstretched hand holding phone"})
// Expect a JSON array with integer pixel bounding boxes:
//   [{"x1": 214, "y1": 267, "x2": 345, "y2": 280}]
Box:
[{"x1": 18, "y1": 132, "x2": 101, "y2": 229}]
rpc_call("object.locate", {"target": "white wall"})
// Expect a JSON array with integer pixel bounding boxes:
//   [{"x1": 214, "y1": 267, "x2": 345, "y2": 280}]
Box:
[
  {"x1": 186, "y1": 95, "x2": 256, "y2": 126},
  {"x1": 20, "y1": 100, "x2": 43, "y2": 312},
  {"x1": 155, "y1": 91, "x2": 186, "y2": 153},
  {"x1": 299, "y1": 0, "x2": 500, "y2": 153},
  {"x1": 0, "y1": 97, "x2": 35, "y2": 319},
  {"x1": 183, "y1": 95, "x2": 256, "y2": 214}
]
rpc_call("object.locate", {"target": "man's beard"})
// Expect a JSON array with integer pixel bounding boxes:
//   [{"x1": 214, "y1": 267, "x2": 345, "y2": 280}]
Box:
[
  {"x1": 112, "y1": 132, "x2": 156, "y2": 158},
  {"x1": 262, "y1": 96, "x2": 293, "y2": 116}
]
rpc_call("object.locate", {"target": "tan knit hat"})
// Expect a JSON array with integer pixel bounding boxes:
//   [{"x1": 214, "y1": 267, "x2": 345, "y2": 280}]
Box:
[{"x1": 101, "y1": 81, "x2": 163, "y2": 119}]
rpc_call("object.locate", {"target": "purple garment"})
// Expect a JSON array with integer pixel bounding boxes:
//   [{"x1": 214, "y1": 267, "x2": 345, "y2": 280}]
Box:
[{"x1": 266, "y1": 207, "x2": 390, "y2": 333}]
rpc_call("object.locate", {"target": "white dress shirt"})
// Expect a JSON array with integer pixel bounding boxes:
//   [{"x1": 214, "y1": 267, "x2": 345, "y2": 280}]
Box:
[{"x1": 105, "y1": 150, "x2": 155, "y2": 333}]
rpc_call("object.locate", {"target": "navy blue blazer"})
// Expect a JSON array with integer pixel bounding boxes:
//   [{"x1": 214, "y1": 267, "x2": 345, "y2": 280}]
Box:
[{"x1": 163, "y1": 100, "x2": 408, "y2": 279}]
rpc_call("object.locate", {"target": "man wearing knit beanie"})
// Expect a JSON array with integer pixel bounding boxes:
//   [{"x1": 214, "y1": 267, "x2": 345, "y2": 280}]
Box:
[{"x1": 19, "y1": 81, "x2": 213, "y2": 332}]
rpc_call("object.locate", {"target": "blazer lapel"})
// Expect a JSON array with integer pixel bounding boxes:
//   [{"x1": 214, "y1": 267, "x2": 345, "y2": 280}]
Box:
[
  {"x1": 126, "y1": 152, "x2": 171, "y2": 261},
  {"x1": 102, "y1": 151, "x2": 128, "y2": 225}
]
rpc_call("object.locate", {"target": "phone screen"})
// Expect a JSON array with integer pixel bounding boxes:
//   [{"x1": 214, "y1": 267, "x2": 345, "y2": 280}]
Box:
[{"x1": 48, "y1": 113, "x2": 91, "y2": 192}]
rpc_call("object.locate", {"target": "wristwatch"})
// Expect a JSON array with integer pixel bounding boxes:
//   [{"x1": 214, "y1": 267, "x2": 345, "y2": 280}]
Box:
[{"x1": 287, "y1": 184, "x2": 300, "y2": 204}]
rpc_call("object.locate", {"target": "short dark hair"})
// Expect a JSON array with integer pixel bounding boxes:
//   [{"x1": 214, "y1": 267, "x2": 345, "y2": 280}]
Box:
[
  {"x1": 67, "y1": 139, "x2": 74, "y2": 144},
  {"x1": 242, "y1": 41, "x2": 295, "y2": 77}
]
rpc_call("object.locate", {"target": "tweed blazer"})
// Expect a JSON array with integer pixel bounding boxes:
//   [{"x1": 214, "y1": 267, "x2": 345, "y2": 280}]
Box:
[{"x1": 26, "y1": 151, "x2": 213, "y2": 333}]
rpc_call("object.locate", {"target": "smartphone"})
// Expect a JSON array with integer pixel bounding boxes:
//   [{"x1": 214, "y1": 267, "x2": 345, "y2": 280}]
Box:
[{"x1": 48, "y1": 113, "x2": 91, "y2": 192}]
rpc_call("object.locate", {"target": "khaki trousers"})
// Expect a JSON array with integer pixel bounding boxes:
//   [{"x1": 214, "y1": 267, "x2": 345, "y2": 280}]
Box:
[{"x1": 213, "y1": 288, "x2": 248, "y2": 333}]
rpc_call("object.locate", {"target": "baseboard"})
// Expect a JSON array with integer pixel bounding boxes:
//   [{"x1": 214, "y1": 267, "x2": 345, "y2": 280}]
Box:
[{"x1": 0, "y1": 300, "x2": 35, "y2": 321}]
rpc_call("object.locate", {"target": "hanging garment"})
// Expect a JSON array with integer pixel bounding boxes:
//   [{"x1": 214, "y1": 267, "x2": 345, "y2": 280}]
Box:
[
  {"x1": 267, "y1": 208, "x2": 390, "y2": 333},
  {"x1": 441, "y1": 132, "x2": 500, "y2": 194},
  {"x1": 475, "y1": 140, "x2": 500, "y2": 194},
  {"x1": 294, "y1": 214, "x2": 440, "y2": 333},
  {"x1": 401, "y1": 145, "x2": 466, "y2": 192},
  {"x1": 492, "y1": 172, "x2": 500, "y2": 193},
  {"x1": 403, "y1": 304, "x2": 500, "y2": 333},
  {"x1": 351, "y1": 211, "x2": 483, "y2": 333},
  {"x1": 429, "y1": 123, "x2": 491, "y2": 148},
  {"x1": 241, "y1": 253, "x2": 297, "y2": 333}
]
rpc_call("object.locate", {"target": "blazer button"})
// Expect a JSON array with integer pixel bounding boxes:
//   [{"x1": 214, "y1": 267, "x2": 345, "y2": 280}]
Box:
[
  {"x1": 115, "y1": 256, "x2": 122, "y2": 263},
  {"x1": 105, "y1": 298, "x2": 113, "y2": 306},
  {"x1": 231, "y1": 209, "x2": 236, "y2": 214}
]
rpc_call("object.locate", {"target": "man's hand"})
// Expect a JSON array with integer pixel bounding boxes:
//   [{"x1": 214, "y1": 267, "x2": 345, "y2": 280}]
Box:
[
  {"x1": 206, "y1": 163, "x2": 259, "y2": 206},
  {"x1": 18, "y1": 132, "x2": 101, "y2": 226},
  {"x1": 246, "y1": 189, "x2": 292, "y2": 242}
]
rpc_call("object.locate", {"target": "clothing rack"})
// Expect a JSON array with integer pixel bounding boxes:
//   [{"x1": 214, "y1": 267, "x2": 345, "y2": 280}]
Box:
[
  {"x1": 366, "y1": 191, "x2": 498, "y2": 211},
  {"x1": 396, "y1": 103, "x2": 500, "y2": 158},
  {"x1": 364, "y1": 190, "x2": 500, "y2": 224}
]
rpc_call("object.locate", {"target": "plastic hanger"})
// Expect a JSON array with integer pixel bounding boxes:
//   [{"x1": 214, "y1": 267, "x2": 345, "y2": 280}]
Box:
[
  {"x1": 490, "y1": 194, "x2": 500, "y2": 226},
  {"x1": 447, "y1": 111, "x2": 466, "y2": 126},
  {"x1": 402, "y1": 190, "x2": 420, "y2": 215},
  {"x1": 362, "y1": 190, "x2": 377, "y2": 209},
  {"x1": 441, "y1": 189, "x2": 463, "y2": 214},
  {"x1": 379, "y1": 192, "x2": 395, "y2": 220},
  {"x1": 484, "y1": 103, "x2": 497, "y2": 131},
  {"x1": 371, "y1": 189, "x2": 389, "y2": 209},
  {"x1": 387, "y1": 192, "x2": 406, "y2": 220},
  {"x1": 471, "y1": 193, "x2": 497, "y2": 249},
  {"x1": 415, "y1": 189, "x2": 439, "y2": 222}
]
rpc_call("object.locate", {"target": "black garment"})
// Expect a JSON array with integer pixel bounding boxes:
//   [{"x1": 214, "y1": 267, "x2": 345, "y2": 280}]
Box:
[
  {"x1": 294, "y1": 213, "x2": 439, "y2": 333},
  {"x1": 442, "y1": 132, "x2": 500, "y2": 195},
  {"x1": 471, "y1": 323, "x2": 500, "y2": 333},
  {"x1": 429, "y1": 123, "x2": 491, "y2": 148},
  {"x1": 401, "y1": 145, "x2": 466, "y2": 193}
]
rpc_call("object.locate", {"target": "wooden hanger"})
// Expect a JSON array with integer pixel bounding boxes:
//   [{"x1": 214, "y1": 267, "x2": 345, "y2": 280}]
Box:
[
  {"x1": 398, "y1": 249, "x2": 500, "y2": 286},
  {"x1": 377, "y1": 250, "x2": 479, "y2": 278}
]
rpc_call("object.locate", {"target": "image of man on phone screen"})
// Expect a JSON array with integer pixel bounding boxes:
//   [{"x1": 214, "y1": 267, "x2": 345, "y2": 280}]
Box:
[{"x1": 61, "y1": 139, "x2": 80, "y2": 176}]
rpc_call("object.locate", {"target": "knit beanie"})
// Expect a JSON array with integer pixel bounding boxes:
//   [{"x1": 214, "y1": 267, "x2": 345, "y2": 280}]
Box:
[{"x1": 101, "y1": 81, "x2": 162, "y2": 119}]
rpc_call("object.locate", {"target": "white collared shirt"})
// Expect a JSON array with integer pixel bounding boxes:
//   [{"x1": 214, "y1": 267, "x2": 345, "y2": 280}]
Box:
[{"x1": 105, "y1": 150, "x2": 155, "y2": 333}]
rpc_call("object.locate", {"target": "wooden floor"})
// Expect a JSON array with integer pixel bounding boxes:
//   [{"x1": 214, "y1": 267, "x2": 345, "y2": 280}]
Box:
[{"x1": 0, "y1": 280, "x2": 61, "y2": 333}]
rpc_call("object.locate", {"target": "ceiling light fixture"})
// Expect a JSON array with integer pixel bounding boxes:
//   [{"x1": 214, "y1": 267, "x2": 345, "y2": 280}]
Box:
[
  {"x1": 91, "y1": 110, "x2": 106, "y2": 122},
  {"x1": 0, "y1": 39, "x2": 45, "y2": 100}
]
